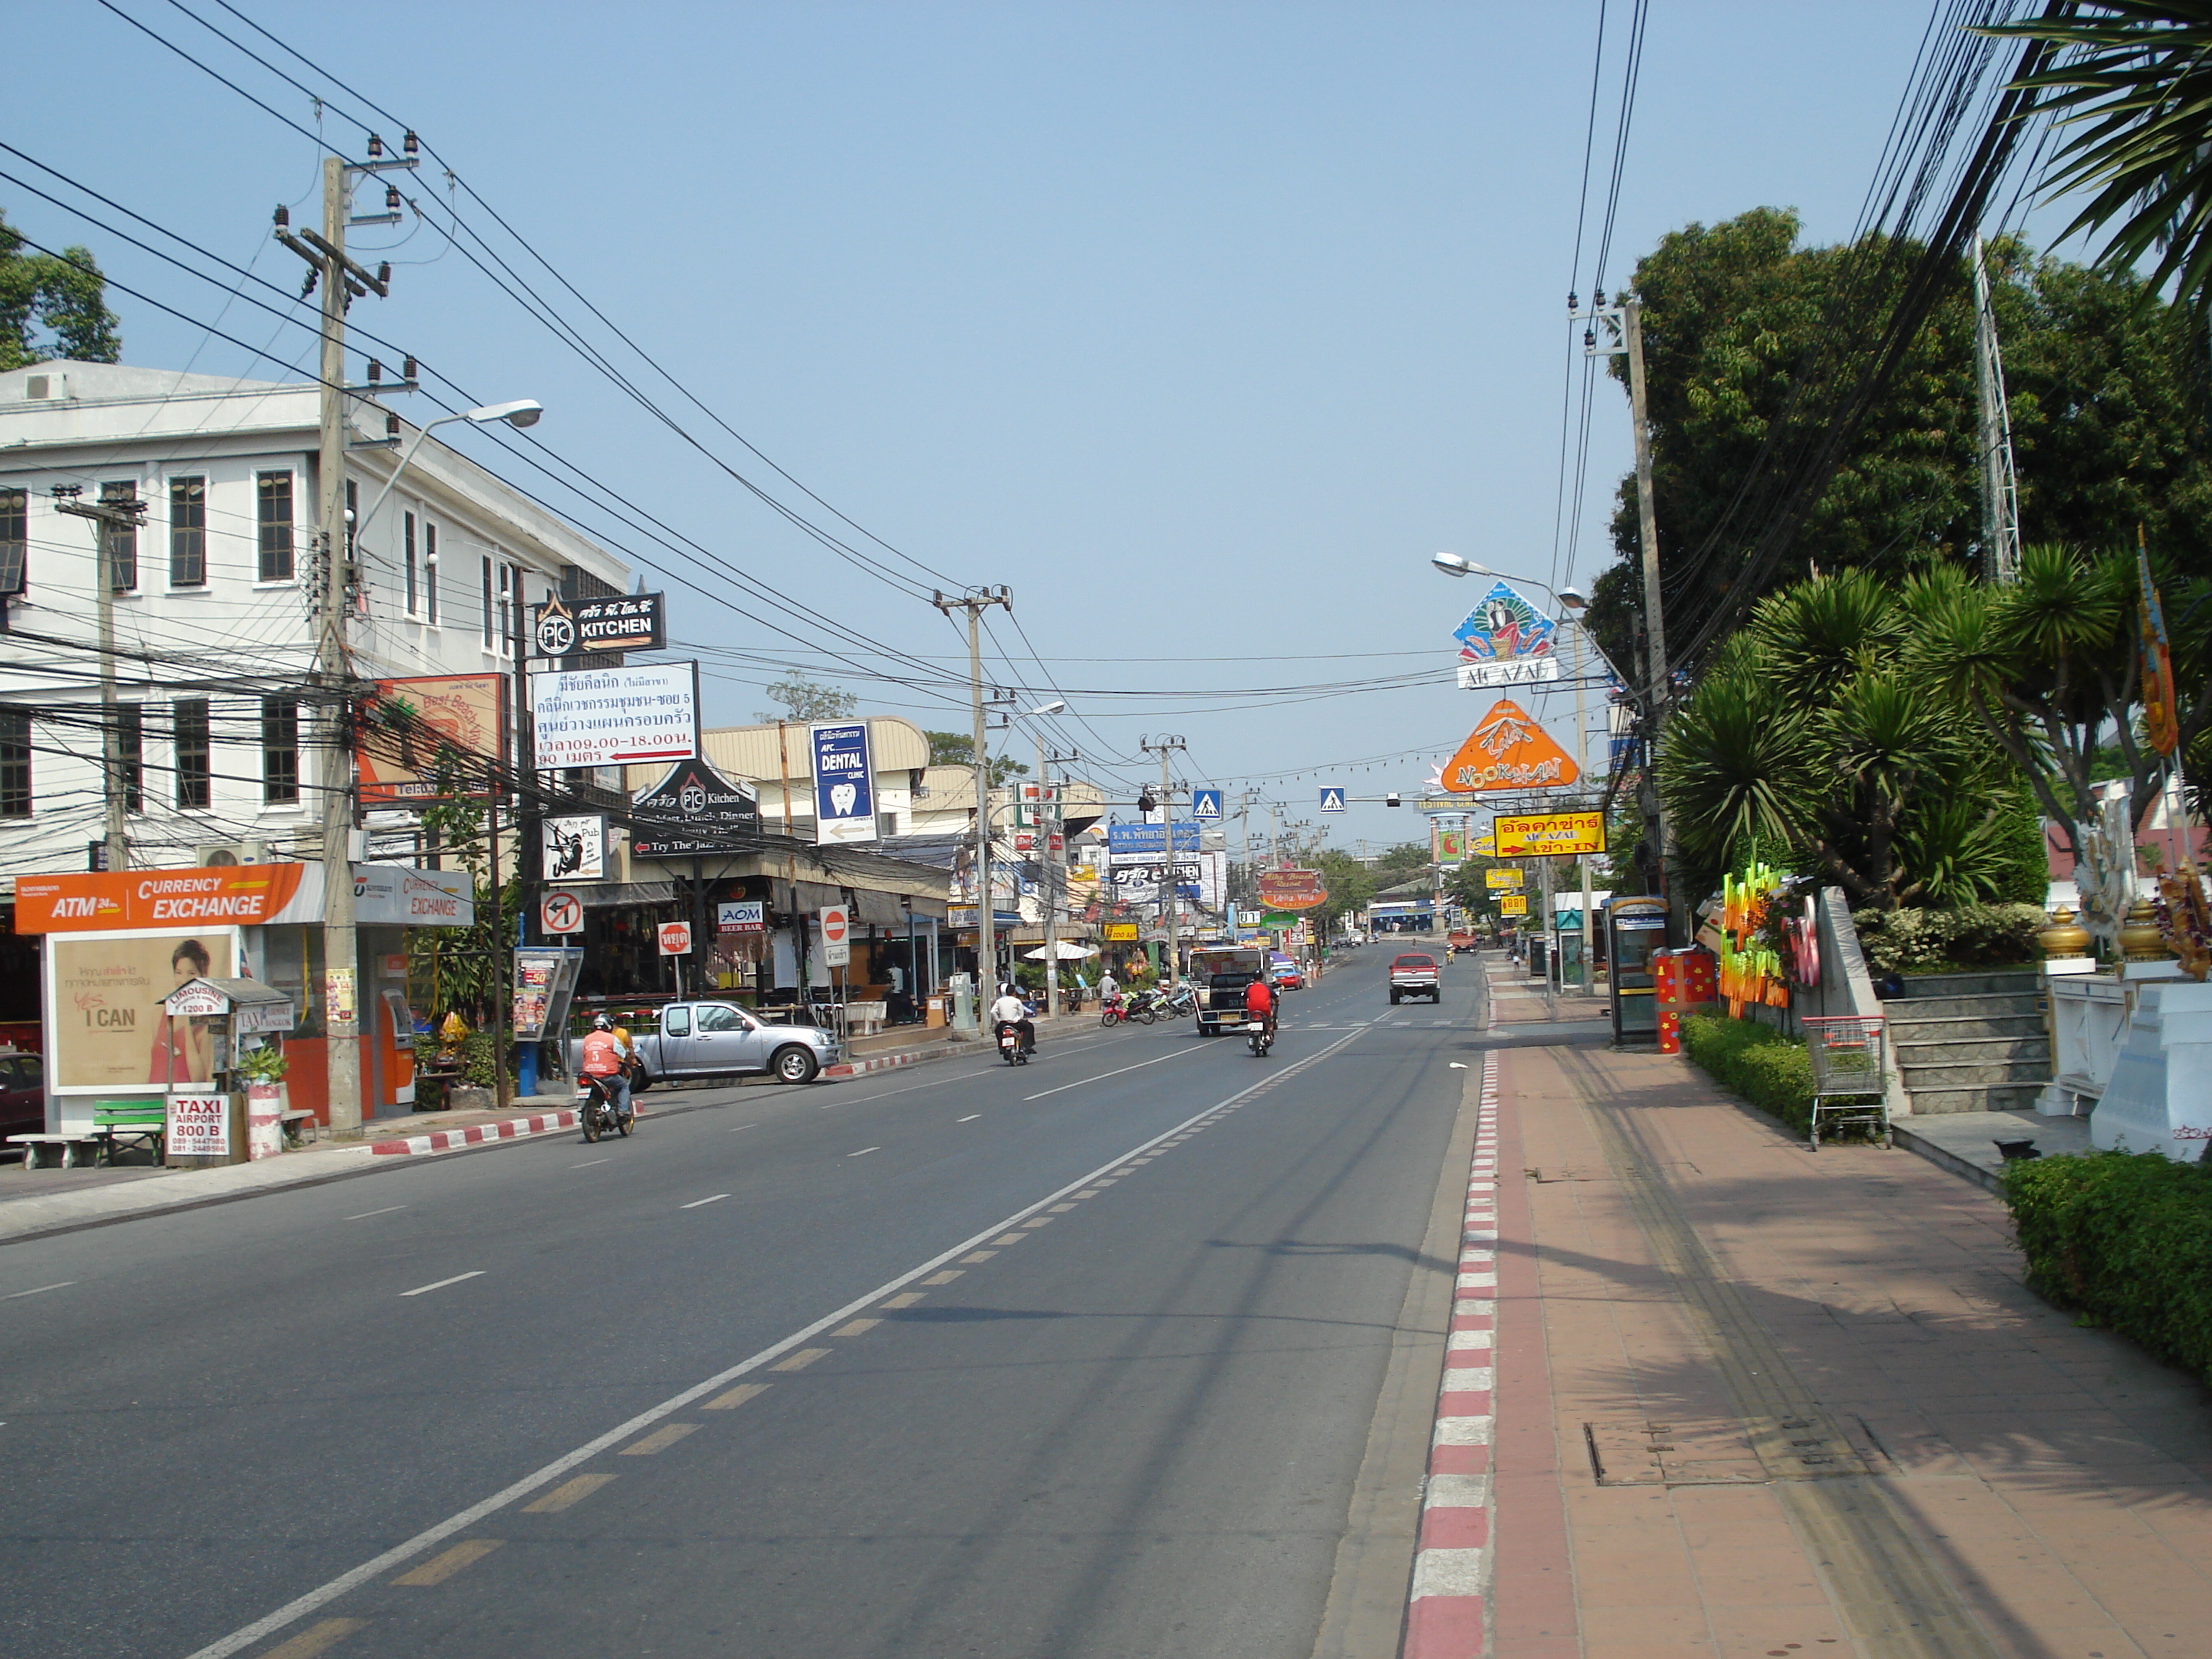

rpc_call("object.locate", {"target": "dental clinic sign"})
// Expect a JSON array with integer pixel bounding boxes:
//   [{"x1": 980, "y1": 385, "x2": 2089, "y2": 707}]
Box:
[{"x1": 810, "y1": 721, "x2": 878, "y2": 846}]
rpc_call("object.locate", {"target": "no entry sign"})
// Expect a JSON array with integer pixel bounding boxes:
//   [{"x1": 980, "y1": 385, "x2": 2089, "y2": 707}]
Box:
[
  {"x1": 657, "y1": 920, "x2": 693, "y2": 956},
  {"x1": 819, "y1": 904, "x2": 850, "y2": 969},
  {"x1": 541, "y1": 889, "x2": 584, "y2": 935}
]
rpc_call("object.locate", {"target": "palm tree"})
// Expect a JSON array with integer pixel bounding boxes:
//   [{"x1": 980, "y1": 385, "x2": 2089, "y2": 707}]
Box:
[{"x1": 1986, "y1": 4, "x2": 2212, "y2": 315}]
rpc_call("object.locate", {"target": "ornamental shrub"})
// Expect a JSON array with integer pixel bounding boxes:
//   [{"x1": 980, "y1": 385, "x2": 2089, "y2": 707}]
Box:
[
  {"x1": 1852, "y1": 902, "x2": 2045, "y2": 974},
  {"x1": 2001, "y1": 1149, "x2": 2212, "y2": 1386},
  {"x1": 1679, "y1": 1013, "x2": 1815, "y2": 1132}
]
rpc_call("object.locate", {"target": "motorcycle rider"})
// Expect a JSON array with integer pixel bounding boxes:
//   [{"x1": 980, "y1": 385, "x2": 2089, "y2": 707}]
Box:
[
  {"x1": 1243, "y1": 973, "x2": 1277, "y2": 1040},
  {"x1": 990, "y1": 983, "x2": 1036, "y2": 1056},
  {"x1": 579, "y1": 1013, "x2": 632, "y2": 1125}
]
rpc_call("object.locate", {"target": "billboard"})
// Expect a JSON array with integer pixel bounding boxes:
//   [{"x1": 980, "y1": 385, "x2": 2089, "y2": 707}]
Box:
[
  {"x1": 629, "y1": 757, "x2": 762, "y2": 857},
  {"x1": 1440, "y1": 699, "x2": 1579, "y2": 792},
  {"x1": 1454, "y1": 581, "x2": 1560, "y2": 689},
  {"x1": 14, "y1": 866, "x2": 318, "y2": 932},
  {"x1": 357, "y1": 673, "x2": 507, "y2": 804},
  {"x1": 810, "y1": 721, "x2": 878, "y2": 845},
  {"x1": 530, "y1": 663, "x2": 699, "y2": 769},
  {"x1": 1494, "y1": 811, "x2": 1606, "y2": 858},
  {"x1": 50, "y1": 930, "x2": 238, "y2": 1091},
  {"x1": 1484, "y1": 868, "x2": 1525, "y2": 889},
  {"x1": 1257, "y1": 868, "x2": 1328, "y2": 912}
]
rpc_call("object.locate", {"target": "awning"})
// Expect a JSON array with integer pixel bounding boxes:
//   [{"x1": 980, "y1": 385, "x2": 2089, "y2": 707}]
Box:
[
  {"x1": 580, "y1": 881, "x2": 675, "y2": 909},
  {"x1": 853, "y1": 889, "x2": 907, "y2": 927}
]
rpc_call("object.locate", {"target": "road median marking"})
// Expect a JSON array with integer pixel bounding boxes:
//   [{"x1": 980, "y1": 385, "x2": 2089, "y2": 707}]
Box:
[
  {"x1": 848, "y1": 1146, "x2": 880, "y2": 1157},
  {"x1": 702, "y1": 1382, "x2": 770, "y2": 1410},
  {"x1": 833, "y1": 1318, "x2": 880, "y2": 1336},
  {"x1": 392, "y1": 1539, "x2": 501, "y2": 1586},
  {"x1": 770, "y1": 1347, "x2": 831, "y2": 1372},
  {"x1": 679, "y1": 1193, "x2": 731, "y2": 1209},
  {"x1": 3, "y1": 1281, "x2": 73, "y2": 1299},
  {"x1": 884, "y1": 1291, "x2": 928, "y2": 1306},
  {"x1": 259, "y1": 1619, "x2": 366, "y2": 1659},
  {"x1": 523, "y1": 1474, "x2": 616, "y2": 1513},
  {"x1": 399, "y1": 1271, "x2": 484, "y2": 1298},
  {"x1": 620, "y1": 1423, "x2": 699, "y2": 1456},
  {"x1": 922, "y1": 1269, "x2": 963, "y2": 1285},
  {"x1": 343, "y1": 1206, "x2": 407, "y2": 1221},
  {"x1": 181, "y1": 1018, "x2": 1376, "y2": 1659}
]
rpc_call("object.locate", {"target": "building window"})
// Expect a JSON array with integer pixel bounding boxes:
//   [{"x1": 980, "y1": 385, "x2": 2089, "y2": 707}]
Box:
[
  {"x1": 101, "y1": 481, "x2": 138, "y2": 593},
  {"x1": 257, "y1": 472, "x2": 295, "y2": 583},
  {"x1": 0, "y1": 487, "x2": 26, "y2": 598},
  {"x1": 175, "y1": 698, "x2": 211, "y2": 810},
  {"x1": 481, "y1": 554, "x2": 494, "y2": 649},
  {"x1": 424, "y1": 523, "x2": 439, "y2": 624},
  {"x1": 0, "y1": 707, "x2": 28, "y2": 817},
  {"x1": 119, "y1": 702, "x2": 143, "y2": 814},
  {"x1": 498, "y1": 561, "x2": 519, "y2": 657},
  {"x1": 404, "y1": 512, "x2": 418, "y2": 615},
  {"x1": 168, "y1": 476, "x2": 207, "y2": 588},
  {"x1": 261, "y1": 697, "x2": 299, "y2": 804}
]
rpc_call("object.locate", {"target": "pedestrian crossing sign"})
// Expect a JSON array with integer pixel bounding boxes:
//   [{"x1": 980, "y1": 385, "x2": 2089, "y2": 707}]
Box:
[
  {"x1": 1319, "y1": 787, "x2": 1346, "y2": 812},
  {"x1": 1191, "y1": 788, "x2": 1223, "y2": 820}
]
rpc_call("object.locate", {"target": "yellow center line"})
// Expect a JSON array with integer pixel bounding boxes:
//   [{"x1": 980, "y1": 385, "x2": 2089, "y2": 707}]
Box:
[
  {"x1": 958, "y1": 1251, "x2": 997, "y2": 1264},
  {"x1": 702, "y1": 1382, "x2": 770, "y2": 1411},
  {"x1": 832, "y1": 1318, "x2": 880, "y2": 1336},
  {"x1": 921, "y1": 1269, "x2": 963, "y2": 1285},
  {"x1": 258, "y1": 1620, "x2": 367, "y2": 1659},
  {"x1": 621, "y1": 1423, "x2": 700, "y2": 1456},
  {"x1": 523, "y1": 1474, "x2": 616, "y2": 1514},
  {"x1": 884, "y1": 1291, "x2": 929, "y2": 1306},
  {"x1": 988, "y1": 1233, "x2": 1026, "y2": 1246},
  {"x1": 1022, "y1": 1217, "x2": 1053, "y2": 1228},
  {"x1": 1048, "y1": 1202, "x2": 1079, "y2": 1213},
  {"x1": 392, "y1": 1539, "x2": 502, "y2": 1586},
  {"x1": 770, "y1": 1347, "x2": 831, "y2": 1372}
]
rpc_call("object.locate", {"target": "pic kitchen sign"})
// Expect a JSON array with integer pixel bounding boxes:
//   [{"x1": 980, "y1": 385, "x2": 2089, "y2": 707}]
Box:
[
  {"x1": 1454, "y1": 581, "x2": 1560, "y2": 689},
  {"x1": 819, "y1": 904, "x2": 852, "y2": 969},
  {"x1": 532, "y1": 592, "x2": 666, "y2": 657},
  {"x1": 1256, "y1": 868, "x2": 1328, "y2": 912},
  {"x1": 1440, "y1": 700, "x2": 1579, "y2": 792},
  {"x1": 657, "y1": 920, "x2": 693, "y2": 957}
]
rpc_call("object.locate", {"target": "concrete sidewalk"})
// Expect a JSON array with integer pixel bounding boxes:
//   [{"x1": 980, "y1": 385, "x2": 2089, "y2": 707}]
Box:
[{"x1": 1471, "y1": 1035, "x2": 2212, "y2": 1659}]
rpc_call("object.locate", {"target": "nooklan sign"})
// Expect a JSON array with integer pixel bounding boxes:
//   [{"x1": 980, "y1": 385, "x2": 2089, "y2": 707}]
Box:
[{"x1": 1440, "y1": 699, "x2": 1579, "y2": 792}]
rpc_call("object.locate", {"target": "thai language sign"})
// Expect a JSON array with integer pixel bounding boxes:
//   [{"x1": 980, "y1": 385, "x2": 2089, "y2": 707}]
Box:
[
  {"x1": 530, "y1": 664, "x2": 699, "y2": 769},
  {"x1": 532, "y1": 592, "x2": 665, "y2": 657},
  {"x1": 1493, "y1": 811, "x2": 1606, "y2": 858}
]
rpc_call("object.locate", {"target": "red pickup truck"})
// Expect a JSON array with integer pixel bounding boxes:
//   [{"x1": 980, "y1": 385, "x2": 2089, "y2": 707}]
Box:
[{"x1": 1388, "y1": 952, "x2": 1442, "y2": 1005}]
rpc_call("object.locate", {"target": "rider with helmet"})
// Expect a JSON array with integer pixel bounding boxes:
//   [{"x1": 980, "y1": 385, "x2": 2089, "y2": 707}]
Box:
[
  {"x1": 1243, "y1": 972, "x2": 1277, "y2": 1038},
  {"x1": 579, "y1": 1013, "x2": 633, "y2": 1125}
]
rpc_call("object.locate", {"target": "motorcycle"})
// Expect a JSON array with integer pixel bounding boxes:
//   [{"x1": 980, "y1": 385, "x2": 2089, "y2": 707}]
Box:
[
  {"x1": 577, "y1": 1072, "x2": 632, "y2": 1141},
  {"x1": 1161, "y1": 984, "x2": 1197, "y2": 1017},
  {"x1": 1122, "y1": 988, "x2": 1166, "y2": 1025},
  {"x1": 997, "y1": 1020, "x2": 1030, "y2": 1066},
  {"x1": 1098, "y1": 994, "x2": 1126, "y2": 1028},
  {"x1": 1246, "y1": 1017, "x2": 1274, "y2": 1057}
]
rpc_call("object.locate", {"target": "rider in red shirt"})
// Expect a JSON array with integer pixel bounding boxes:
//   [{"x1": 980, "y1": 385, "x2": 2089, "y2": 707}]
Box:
[{"x1": 1244, "y1": 974, "x2": 1276, "y2": 1035}]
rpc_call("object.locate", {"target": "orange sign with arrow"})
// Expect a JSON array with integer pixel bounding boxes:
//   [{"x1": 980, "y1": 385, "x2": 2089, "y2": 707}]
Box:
[{"x1": 1440, "y1": 699, "x2": 1579, "y2": 792}]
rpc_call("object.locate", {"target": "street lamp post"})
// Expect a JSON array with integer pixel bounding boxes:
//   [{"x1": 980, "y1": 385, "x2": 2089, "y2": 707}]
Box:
[{"x1": 354, "y1": 400, "x2": 544, "y2": 538}]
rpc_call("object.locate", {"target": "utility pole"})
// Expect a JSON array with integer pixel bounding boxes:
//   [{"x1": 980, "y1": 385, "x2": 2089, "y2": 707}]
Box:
[
  {"x1": 933, "y1": 588, "x2": 1013, "y2": 996},
  {"x1": 1042, "y1": 745, "x2": 1079, "y2": 1020},
  {"x1": 1972, "y1": 236, "x2": 2023, "y2": 584},
  {"x1": 50, "y1": 485, "x2": 145, "y2": 871},
  {"x1": 276, "y1": 135, "x2": 416, "y2": 1135},
  {"x1": 1142, "y1": 734, "x2": 1187, "y2": 984}
]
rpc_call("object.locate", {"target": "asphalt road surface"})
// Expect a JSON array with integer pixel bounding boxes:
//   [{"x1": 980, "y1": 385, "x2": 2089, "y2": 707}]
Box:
[{"x1": 2, "y1": 956, "x2": 1499, "y2": 1659}]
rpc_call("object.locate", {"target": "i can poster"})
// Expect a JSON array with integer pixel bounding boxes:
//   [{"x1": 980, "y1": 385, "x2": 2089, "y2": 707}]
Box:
[{"x1": 50, "y1": 932, "x2": 236, "y2": 1090}]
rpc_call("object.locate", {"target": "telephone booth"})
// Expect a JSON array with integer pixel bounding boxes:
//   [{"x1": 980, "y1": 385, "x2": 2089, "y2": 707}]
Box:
[{"x1": 1605, "y1": 897, "x2": 1670, "y2": 1046}]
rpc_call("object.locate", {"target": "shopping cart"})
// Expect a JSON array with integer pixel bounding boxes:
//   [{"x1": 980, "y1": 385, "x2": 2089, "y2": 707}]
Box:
[{"x1": 1799, "y1": 1015, "x2": 1889, "y2": 1150}]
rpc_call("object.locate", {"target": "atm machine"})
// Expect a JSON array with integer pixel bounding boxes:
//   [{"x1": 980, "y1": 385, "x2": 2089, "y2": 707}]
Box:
[{"x1": 1605, "y1": 896, "x2": 1670, "y2": 1046}]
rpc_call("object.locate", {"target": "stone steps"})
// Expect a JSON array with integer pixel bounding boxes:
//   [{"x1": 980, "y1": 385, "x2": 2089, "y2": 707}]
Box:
[{"x1": 1882, "y1": 971, "x2": 2051, "y2": 1118}]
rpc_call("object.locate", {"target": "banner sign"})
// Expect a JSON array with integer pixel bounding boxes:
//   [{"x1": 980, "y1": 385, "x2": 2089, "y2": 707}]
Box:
[
  {"x1": 530, "y1": 663, "x2": 699, "y2": 769},
  {"x1": 1454, "y1": 580, "x2": 1560, "y2": 689},
  {"x1": 16, "y1": 866, "x2": 315, "y2": 933},
  {"x1": 532, "y1": 592, "x2": 665, "y2": 657},
  {"x1": 810, "y1": 721, "x2": 878, "y2": 846},
  {"x1": 1109, "y1": 860, "x2": 1203, "y2": 902},
  {"x1": 542, "y1": 814, "x2": 606, "y2": 881},
  {"x1": 716, "y1": 899, "x2": 765, "y2": 934},
  {"x1": 351, "y1": 866, "x2": 473, "y2": 928},
  {"x1": 1441, "y1": 699, "x2": 1579, "y2": 792},
  {"x1": 1257, "y1": 868, "x2": 1328, "y2": 912},
  {"x1": 1494, "y1": 810, "x2": 1606, "y2": 858},
  {"x1": 1485, "y1": 868, "x2": 1525, "y2": 889},
  {"x1": 1435, "y1": 826, "x2": 1467, "y2": 864},
  {"x1": 358, "y1": 673, "x2": 506, "y2": 804},
  {"x1": 1105, "y1": 822, "x2": 1202, "y2": 856},
  {"x1": 629, "y1": 757, "x2": 762, "y2": 857},
  {"x1": 1103, "y1": 922, "x2": 1139, "y2": 940}
]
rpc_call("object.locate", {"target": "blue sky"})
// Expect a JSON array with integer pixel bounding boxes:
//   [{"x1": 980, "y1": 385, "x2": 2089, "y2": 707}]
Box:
[{"x1": 6, "y1": 1, "x2": 1995, "y2": 850}]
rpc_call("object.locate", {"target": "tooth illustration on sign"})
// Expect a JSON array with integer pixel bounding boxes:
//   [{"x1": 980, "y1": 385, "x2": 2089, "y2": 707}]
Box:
[{"x1": 830, "y1": 782, "x2": 858, "y2": 817}]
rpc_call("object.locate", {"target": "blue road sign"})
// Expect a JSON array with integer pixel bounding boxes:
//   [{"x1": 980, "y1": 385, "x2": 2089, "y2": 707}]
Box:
[
  {"x1": 1319, "y1": 787, "x2": 1347, "y2": 812},
  {"x1": 1190, "y1": 788, "x2": 1223, "y2": 819}
]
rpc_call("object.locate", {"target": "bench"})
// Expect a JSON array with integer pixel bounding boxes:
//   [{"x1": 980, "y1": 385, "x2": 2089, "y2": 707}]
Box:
[
  {"x1": 7, "y1": 1133, "x2": 102, "y2": 1170},
  {"x1": 279, "y1": 1107, "x2": 318, "y2": 1148},
  {"x1": 91, "y1": 1102, "x2": 167, "y2": 1165}
]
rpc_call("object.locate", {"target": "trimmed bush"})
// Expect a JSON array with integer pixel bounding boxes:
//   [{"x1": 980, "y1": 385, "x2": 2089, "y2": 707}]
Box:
[
  {"x1": 1679, "y1": 1014, "x2": 1815, "y2": 1132},
  {"x1": 2000, "y1": 1149, "x2": 2212, "y2": 1386},
  {"x1": 1852, "y1": 902, "x2": 2045, "y2": 975}
]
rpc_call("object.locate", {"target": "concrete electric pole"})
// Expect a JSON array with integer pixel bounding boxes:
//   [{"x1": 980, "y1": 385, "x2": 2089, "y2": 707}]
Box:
[
  {"x1": 933, "y1": 587, "x2": 1013, "y2": 997},
  {"x1": 1141, "y1": 734, "x2": 1187, "y2": 985},
  {"x1": 276, "y1": 135, "x2": 416, "y2": 1135}
]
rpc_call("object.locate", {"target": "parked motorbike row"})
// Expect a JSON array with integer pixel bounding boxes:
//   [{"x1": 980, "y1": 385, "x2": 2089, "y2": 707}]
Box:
[{"x1": 1096, "y1": 984, "x2": 1196, "y2": 1028}]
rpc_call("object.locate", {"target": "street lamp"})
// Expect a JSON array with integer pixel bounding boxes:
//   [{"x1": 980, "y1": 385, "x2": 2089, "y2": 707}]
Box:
[
  {"x1": 355, "y1": 399, "x2": 544, "y2": 537},
  {"x1": 1431, "y1": 552, "x2": 1586, "y2": 610}
]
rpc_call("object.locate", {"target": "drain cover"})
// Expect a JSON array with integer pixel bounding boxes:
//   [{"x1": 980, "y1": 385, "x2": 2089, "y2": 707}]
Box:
[{"x1": 1583, "y1": 1416, "x2": 1872, "y2": 1485}]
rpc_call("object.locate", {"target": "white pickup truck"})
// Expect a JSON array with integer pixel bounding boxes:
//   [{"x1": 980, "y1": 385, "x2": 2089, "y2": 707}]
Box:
[
  {"x1": 568, "y1": 1002, "x2": 838, "y2": 1087},
  {"x1": 1387, "y1": 952, "x2": 1442, "y2": 1005},
  {"x1": 1190, "y1": 945, "x2": 1269, "y2": 1037}
]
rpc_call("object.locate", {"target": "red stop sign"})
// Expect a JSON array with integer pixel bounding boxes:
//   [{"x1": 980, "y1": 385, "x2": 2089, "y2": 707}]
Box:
[
  {"x1": 657, "y1": 921, "x2": 693, "y2": 956},
  {"x1": 821, "y1": 907, "x2": 848, "y2": 944}
]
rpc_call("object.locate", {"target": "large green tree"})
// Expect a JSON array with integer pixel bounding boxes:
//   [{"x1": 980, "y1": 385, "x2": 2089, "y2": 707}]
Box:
[
  {"x1": 0, "y1": 210, "x2": 119, "y2": 369},
  {"x1": 1585, "y1": 209, "x2": 2212, "y2": 672}
]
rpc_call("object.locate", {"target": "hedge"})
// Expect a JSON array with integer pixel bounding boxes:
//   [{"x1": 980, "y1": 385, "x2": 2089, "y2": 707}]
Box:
[
  {"x1": 1679, "y1": 1014, "x2": 1815, "y2": 1133},
  {"x1": 1851, "y1": 903, "x2": 2045, "y2": 976},
  {"x1": 2000, "y1": 1149, "x2": 2212, "y2": 1387}
]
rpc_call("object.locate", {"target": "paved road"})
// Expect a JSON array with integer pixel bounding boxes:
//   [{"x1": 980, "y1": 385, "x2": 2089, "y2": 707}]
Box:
[{"x1": 4, "y1": 958, "x2": 1485, "y2": 1659}]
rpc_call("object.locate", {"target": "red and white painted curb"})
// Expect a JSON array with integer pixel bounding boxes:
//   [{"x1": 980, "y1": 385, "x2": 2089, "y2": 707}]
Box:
[
  {"x1": 370, "y1": 1110, "x2": 577, "y2": 1157},
  {"x1": 1404, "y1": 1048, "x2": 1499, "y2": 1658},
  {"x1": 822, "y1": 1046, "x2": 956, "y2": 1079}
]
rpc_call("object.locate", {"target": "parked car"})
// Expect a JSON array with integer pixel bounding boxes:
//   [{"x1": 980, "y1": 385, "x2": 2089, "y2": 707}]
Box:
[
  {"x1": 1269, "y1": 954, "x2": 1305, "y2": 991},
  {"x1": 567, "y1": 1002, "x2": 836, "y2": 1087},
  {"x1": 1388, "y1": 953, "x2": 1442, "y2": 1004},
  {"x1": 0, "y1": 1049, "x2": 45, "y2": 1151}
]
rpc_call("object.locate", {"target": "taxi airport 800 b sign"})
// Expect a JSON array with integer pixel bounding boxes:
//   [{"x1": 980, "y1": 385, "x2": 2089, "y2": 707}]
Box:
[{"x1": 1493, "y1": 811, "x2": 1606, "y2": 859}]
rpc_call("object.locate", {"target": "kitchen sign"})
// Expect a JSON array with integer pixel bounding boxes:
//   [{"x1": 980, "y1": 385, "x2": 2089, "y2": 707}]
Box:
[{"x1": 532, "y1": 592, "x2": 666, "y2": 657}]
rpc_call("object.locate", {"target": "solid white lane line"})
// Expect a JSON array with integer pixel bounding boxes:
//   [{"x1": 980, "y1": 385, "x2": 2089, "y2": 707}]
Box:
[
  {"x1": 400, "y1": 1271, "x2": 485, "y2": 1298},
  {"x1": 570, "y1": 1159, "x2": 611, "y2": 1169},
  {"x1": 182, "y1": 1019, "x2": 1375, "y2": 1659},
  {"x1": 1022, "y1": 1045, "x2": 1206, "y2": 1101},
  {"x1": 848, "y1": 1146, "x2": 880, "y2": 1157},
  {"x1": 3, "y1": 1281, "x2": 73, "y2": 1300},
  {"x1": 729, "y1": 1123, "x2": 759, "y2": 1132},
  {"x1": 680, "y1": 1194, "x2": 732, "y2": 1209},
  {"x1": 343, "y1": 1205, "x2": 408, "y2": 1221},
  {"x1": 956, "y1": 1115, "x2": 981, "y2": 1123}
]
